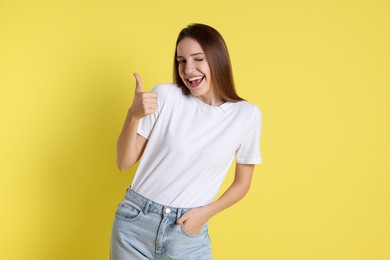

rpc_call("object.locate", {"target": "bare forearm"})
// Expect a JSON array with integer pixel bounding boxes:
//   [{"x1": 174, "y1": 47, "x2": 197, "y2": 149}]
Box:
[
  {"x1": 206, "y1": 179, "x2": 250, "y2": 217},
  {"x1": 116, "y1": 73, "x2": 156, "y2": 171},
  {"x1": 205, "y1": 164, "x2": 254, "y2": 218},
  {"x1": 116, "y1": 110, "x2": 141, "y2": 171}
]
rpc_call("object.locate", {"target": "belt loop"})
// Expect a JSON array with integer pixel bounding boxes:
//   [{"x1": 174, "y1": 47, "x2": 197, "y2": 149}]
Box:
[
  {"x1": 176, "y1": 208, "x2": 182, "y2": 223},
  {"x1": 143, "y1": 201, "x2": 150, "y2": 215}
]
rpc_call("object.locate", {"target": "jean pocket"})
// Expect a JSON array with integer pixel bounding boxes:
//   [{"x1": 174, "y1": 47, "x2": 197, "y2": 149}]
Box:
[
  {"x1": 180, "y1": 223, "x2": 208, "y2": 238},
  {"x1": 115, "y1": 200, "x2": 142, "y2": 222}
]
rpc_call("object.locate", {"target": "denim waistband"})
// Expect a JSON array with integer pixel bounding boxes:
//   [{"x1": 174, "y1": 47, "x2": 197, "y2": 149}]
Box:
[{"x1": 124, "y1": 188, "x2": 191, "y2": 220}]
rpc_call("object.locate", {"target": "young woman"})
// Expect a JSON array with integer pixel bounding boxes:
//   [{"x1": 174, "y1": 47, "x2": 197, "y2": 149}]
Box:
[{"x1": 111, "y1": 23, "x2": 262, "y2": 260}]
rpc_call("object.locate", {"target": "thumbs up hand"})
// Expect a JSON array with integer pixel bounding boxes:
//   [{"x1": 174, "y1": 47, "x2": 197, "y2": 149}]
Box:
[{"x1": 129, "y1": 73, "x2": 158, "y2": 119}]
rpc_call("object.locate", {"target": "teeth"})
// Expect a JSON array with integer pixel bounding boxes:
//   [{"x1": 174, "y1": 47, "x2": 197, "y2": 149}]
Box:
[{"x1": 188, "y1": 76, "x2": 203, "y2": 81}]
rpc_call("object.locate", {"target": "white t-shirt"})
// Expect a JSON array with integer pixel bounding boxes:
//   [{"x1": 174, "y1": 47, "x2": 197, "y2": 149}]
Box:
[{"x1": 131, "y1": 84, "x2": 262, "y2": 208}]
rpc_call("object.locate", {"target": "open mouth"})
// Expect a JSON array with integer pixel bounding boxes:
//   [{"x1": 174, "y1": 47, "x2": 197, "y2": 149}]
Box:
[{"x1": 188, "y1": 76, "x2": 204, "y2": 88}]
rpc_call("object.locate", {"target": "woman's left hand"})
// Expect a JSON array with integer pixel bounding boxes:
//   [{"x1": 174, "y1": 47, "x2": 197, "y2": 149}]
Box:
[{"x1": 176, "y1": 206, "x2": 212, "y2": 235}]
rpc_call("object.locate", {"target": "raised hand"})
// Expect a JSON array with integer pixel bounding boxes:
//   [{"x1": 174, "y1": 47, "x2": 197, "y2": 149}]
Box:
[{"x1": 129, "y1": 73, "x2": 158, "y2": 119}]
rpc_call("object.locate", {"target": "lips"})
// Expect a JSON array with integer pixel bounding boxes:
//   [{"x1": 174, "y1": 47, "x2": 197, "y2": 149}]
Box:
[{"x1": 187, "y1": 75, "x2": 204, "y2": 88}]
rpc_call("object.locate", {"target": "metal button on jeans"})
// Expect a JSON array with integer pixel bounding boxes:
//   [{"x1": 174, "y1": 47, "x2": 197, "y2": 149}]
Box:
[{"x1": 165, "y1": 207, "x2": 171, "y2": 214}]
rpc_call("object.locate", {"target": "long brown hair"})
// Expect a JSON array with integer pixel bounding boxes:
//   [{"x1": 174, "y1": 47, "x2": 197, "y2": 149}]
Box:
[{"x1": 173, "y1": 23, "x2": 244, "y2": 102}]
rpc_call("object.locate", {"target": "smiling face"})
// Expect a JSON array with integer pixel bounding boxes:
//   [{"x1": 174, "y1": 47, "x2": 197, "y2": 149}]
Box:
[{"x1": 176, "y1": 37, "x2": 215, "y2": 104}]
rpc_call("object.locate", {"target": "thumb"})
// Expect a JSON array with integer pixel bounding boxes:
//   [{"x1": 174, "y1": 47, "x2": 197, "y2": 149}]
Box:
[
  {"x1": 133, "y1": 73, "x2": 143, "y2": 93},
  {"x1": 176, "y1": 214, "x2": 189, "y2": 225}
]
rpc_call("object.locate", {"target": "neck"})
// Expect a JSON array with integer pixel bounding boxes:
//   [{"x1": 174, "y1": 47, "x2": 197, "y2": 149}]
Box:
[{"x1": 197, "y1": 92, "x2": 223, "y2": 106}]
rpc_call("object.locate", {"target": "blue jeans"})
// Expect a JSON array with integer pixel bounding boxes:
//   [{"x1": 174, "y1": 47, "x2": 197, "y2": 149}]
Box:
[{"x1": 110, "y1": 188, "x2": 212, "y2": 260}]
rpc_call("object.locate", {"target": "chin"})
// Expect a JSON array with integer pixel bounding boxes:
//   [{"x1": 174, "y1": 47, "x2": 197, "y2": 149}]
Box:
[
  {"x1": 188, "y1": 87, "x2": 208, "y2": 97},
  {"x1": 187, "y1": 83, "x2": 210, "y2": 95}
]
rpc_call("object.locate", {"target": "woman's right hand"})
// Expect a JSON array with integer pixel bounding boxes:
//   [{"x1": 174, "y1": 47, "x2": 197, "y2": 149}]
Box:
[{"x1": 128, "y1": 73, "x2": 158, "y2": 119}]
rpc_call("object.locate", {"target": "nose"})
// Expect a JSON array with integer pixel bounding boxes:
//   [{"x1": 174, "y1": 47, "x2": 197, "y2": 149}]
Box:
[{"x1": 184, "y1": 60, "x2": 195, "y2": 74}]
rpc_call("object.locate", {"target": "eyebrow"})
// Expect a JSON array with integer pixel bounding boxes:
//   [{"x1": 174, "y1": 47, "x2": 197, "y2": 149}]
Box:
[{"x1": 176, "y1": 53, "x2": 204, "y2": 59}]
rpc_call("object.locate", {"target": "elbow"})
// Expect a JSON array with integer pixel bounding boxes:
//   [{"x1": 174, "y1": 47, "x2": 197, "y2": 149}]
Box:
[
  {"x1": 116, "y1": 156, "x2": 138, "y2": 172},
  {"x1": 243, "y1": 180, "x2": 253, "y2": 194},
  {"x1": 244, "y1": 185, "x2": 251, "y2": 197},
  {"x1": 235, "y1": 180, "x2": 252, "y2": 198},
  {"x1": 239, "y1": 184, "x2": 251, "y2": 198},
  {"x1": 116, "y1": 160, "x2": 131, "y2": 172},
  {"x1": 117, "y1": 165, "x2": 128, "y2": 172}
]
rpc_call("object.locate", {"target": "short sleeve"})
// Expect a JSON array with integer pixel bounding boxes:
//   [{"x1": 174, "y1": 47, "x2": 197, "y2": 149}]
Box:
[
  {"x1": 235, "y1": 106, "x2": 263, "y2": 164},
  {"x1": 137, "y1": 84, "x2": 172, "y2": 139}
]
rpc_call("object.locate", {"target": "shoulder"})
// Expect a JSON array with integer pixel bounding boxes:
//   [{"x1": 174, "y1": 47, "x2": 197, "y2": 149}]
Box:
[
  {"x1": 150, "y1": 84, "x2": 183, "y2": 105},
  {"x1": 151, "y1": 83, "x2": 181, "y2": 95},
  {"x1": 151, "y1": 84, "x2": 182, "y2": 100},
  {"x1": 231, "y1": 101, "x2": 262, "y2": 120}
]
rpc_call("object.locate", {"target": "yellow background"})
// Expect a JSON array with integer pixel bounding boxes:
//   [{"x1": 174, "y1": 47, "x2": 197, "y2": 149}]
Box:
[{"x1": 1, "y1": 0, "x2": 389, "y2": 259}]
